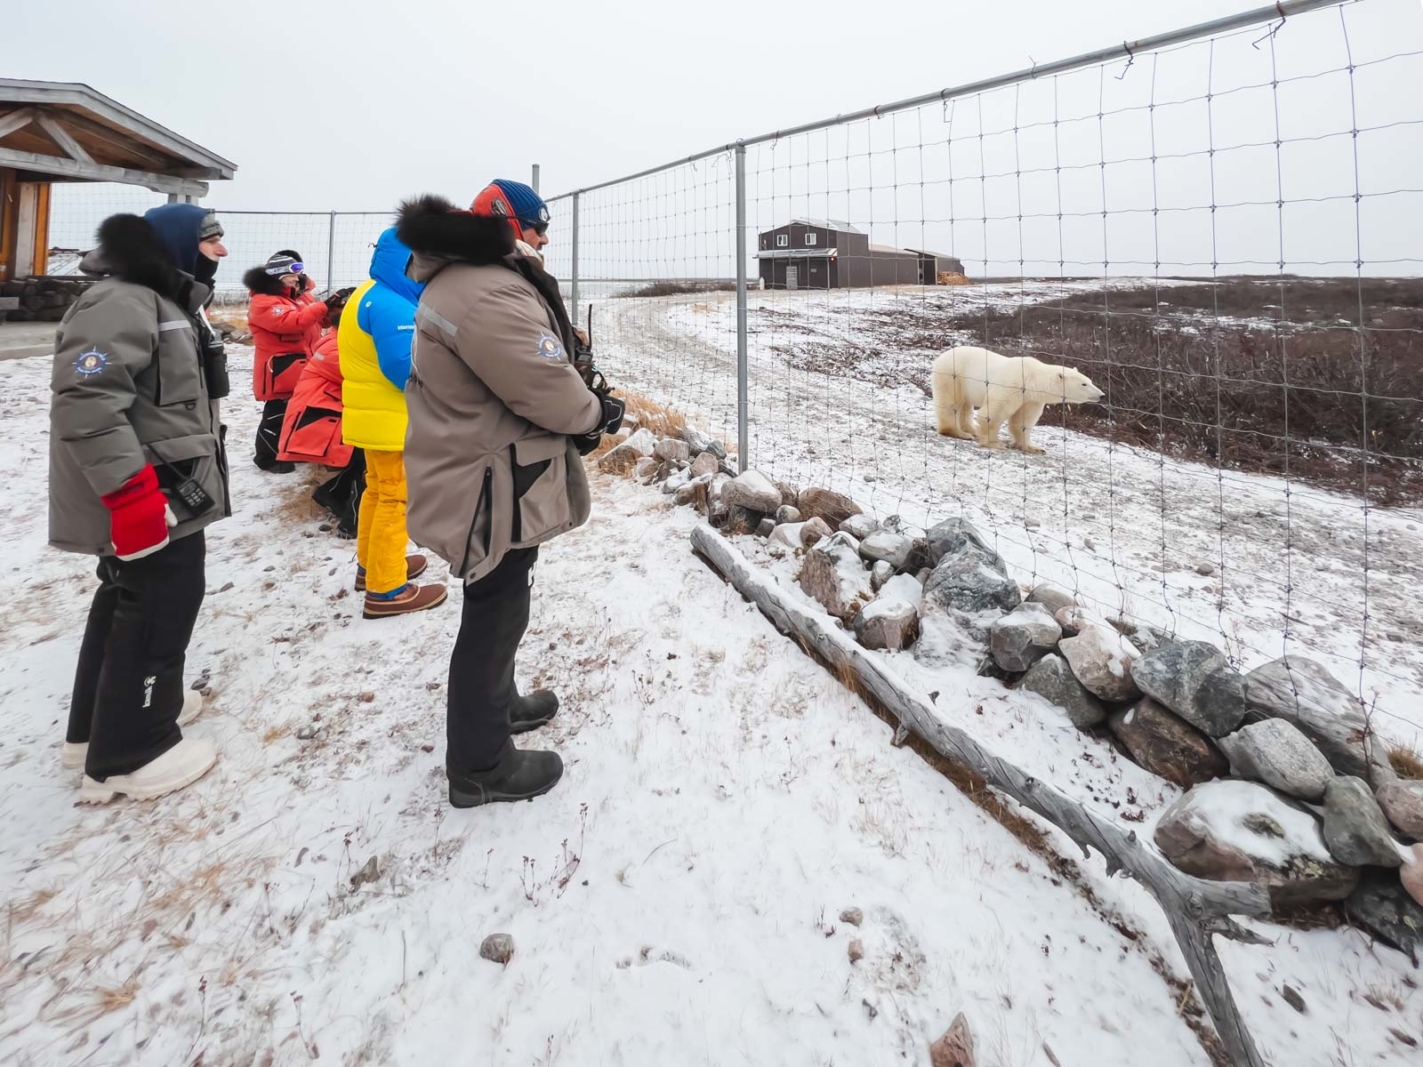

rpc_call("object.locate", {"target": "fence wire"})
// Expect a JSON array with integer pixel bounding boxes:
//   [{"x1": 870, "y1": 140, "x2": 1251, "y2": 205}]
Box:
[
  {"x1": 35, "y1": 0, "x2": 1423, "y2": 741},
  {"x1": 540, "y1": 0, "x2": 1423, "y2": 741}
]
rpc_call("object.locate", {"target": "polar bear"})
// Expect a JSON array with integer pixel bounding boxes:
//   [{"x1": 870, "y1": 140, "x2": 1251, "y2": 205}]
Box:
[{"x1": 930, "y1": 346, "x2": 1104, "y2": 454}]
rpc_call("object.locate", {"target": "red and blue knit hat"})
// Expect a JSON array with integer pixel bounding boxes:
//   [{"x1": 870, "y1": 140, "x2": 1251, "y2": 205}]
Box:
[{"x1": 471, "y1": 179, "x2": 550, "y2": 237}]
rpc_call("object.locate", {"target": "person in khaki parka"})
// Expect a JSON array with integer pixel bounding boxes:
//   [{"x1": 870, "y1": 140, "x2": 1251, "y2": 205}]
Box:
[{"x1": 396, "y1": 181, "x2": 623, "y2": 808}]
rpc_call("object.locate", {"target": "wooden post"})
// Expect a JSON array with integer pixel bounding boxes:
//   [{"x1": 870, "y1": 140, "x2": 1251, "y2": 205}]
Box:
[
  {"x1": 0, "y1": 167, "x2": 17, "y2": 283},
  {"x1": 690, "y1": 524, "x2": 1274, "y2": 1067},
  {"x1": 30, "y1": 181, "x2": 50, "y2": 277}
]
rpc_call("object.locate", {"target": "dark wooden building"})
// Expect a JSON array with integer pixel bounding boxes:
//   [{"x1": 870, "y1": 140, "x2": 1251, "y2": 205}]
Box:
[{"x1": 755, "y1": 219, "x2": 963, "y2": 289}]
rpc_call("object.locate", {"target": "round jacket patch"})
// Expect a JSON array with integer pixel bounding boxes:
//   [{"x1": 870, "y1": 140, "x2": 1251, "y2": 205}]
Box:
[
  {"x1": 75, "y1": 350, "x2": 108, "y2": 376},
  {"x1": 536, "y1": 333, "x2": 565, "y2": 361}
]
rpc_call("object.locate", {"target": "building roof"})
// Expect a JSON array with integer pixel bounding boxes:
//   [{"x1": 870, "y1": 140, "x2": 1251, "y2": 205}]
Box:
[
  {"x1": 758, "y1": 217, "x2": 866, "y2": 235},
  {"x1": 867, "y1": 243, "x2": 917, "y2": 256},
  {"x1": 903, "y1": 248, "x2": 961, "y2": 261},
  {"x1": 755, "y1": 247, "x2": 839, "y2": 260},
  {"x1": 790, "y1": 217, "x2": 862, "y2": 234},
  {"x1": 0, "y1": 78, "x2": 236, "y2": 197}
]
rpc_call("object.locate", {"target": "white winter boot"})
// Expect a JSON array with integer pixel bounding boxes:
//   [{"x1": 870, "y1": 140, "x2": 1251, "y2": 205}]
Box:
[
  {"x1": 78, "y1": 736, "x2": 217, "y2": 804},
  {"x1": 62, "y1": 689, "x2": 206, "y2": 771}
]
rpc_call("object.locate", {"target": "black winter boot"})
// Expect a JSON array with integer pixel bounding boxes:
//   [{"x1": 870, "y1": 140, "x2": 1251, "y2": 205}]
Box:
[
  {"x1": 448, "y1": 742, "x2": 563, "y2": 808},
  {"x1": 510, "y1": 689, "x2": 559, "y2": 734}
]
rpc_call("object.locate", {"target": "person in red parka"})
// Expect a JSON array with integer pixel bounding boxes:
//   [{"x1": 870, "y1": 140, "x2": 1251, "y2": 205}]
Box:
[
  {"x1": 244, "y1": 251, "x2": 327, "y2": 473},
  {"x1": 277, "y1": 288, "x2": 366, "y2": 536}
]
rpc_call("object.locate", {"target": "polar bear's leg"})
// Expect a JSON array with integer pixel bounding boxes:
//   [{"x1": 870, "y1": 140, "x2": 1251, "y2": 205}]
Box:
[
  {"x1": 975, "y1": 398, "x2": 1010, "y2": 449},
  {"x1": 1009, "y1": 402, "x2": 1047, "y2": 454},
  {"x1": 954, "y1": 402, "x2": 975, "y2": 439},
  {"x1": 933, "y1": 375, "x2": 972, "y2": 438}
]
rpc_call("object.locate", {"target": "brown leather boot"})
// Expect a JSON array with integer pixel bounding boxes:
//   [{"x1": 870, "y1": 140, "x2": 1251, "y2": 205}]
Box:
[
  {"x1": 354, "y1": 554, "x2": 429, "y2": 592},
  {"x1": 363, "y1": 581, "x2": 448, "y2": 619}
]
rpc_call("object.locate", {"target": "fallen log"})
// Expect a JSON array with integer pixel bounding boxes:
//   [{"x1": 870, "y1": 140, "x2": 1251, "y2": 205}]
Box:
[{"x1": 691, "y1": 523, "x2": 1273, "y2": 1067}]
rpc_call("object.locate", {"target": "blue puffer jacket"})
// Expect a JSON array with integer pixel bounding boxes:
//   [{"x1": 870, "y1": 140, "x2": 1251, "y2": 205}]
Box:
[{"x1": 338, "y1": 228, "x2": 426, "y2": 450}]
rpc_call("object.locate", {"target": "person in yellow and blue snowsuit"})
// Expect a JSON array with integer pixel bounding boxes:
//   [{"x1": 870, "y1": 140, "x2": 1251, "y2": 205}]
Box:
[{"x1": 338, "y1": 227, "x2": 447, "y2": 618}]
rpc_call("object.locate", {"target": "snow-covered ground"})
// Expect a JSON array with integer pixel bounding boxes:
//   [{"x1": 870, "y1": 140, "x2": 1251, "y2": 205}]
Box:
[
  {"x1": 3, "y1": 345, "x2": 1421, "y2": 1065},
  {"x1": 590, "y1": 285, "x2": 1423, "y2": 747}
]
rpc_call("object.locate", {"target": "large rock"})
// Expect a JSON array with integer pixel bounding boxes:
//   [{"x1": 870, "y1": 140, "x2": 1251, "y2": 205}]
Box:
[
  {"x1": 800, "y1": 517, "x2": 834, "y2": 547},
  {"x1": 928, "y1": 1014, "x2": 976, "y2": 1067},
  {"x1": 707, "y1": 474, "x2": 734, "y2": 526},
  {"x1": 923, "y1": 535, "x2": 1021, "y2": 616},
  {"x1": 1344, "y1": 868, "x2": 1423, "y2": 964},
  {"x1": 623, "y1": 427, "x2": 658, "y2": 456},
  {"x1": 689, "y1": 450, "x2": 720, "y2": 479},
  {"x1": 1154, "y1": 779, "x2": 1361, "y2": 909},
  {"x1": 599, "y1": 441, "x2": 646, "y2": 475},
  {"x1": 1060, "y1": 626, "x2": 1140, "y2": 703},
  {"x1": 1402, "y1": 846, "x2": 1423, "y2": 908},
  {"x1": 840, "y1": 513, "x2": 879, "y2": 541},
  {"x1": 870, "y1": 560, "x2": 893, "y2": 592},
  {"x1": 769, "y1": 522, "x2": 806, "y2": 548},
  {"x1": 673, "y1": 476, "x2": 711, "y2": 507},
  {"x1": 1217, "y1": 719, "x2": 1335, "y2": 801},
  {"x1": 797, "y1": 487, "x2": 862, "y2": 529},
  {"x1": 1020, "y1": 653, "x2": 1107, "y2": 729},
  {"x1": 798, "y1": 532, "x2": 872, "y2": 619},
  {"x1": 853, "y1": 578, "x2": 921, "y2": 651},
  {"x1": 1027, "y1": 583, "x2": 1078, "y2": 616},
  {"x1": 680, "y1": 426, "x2": 725, "y2": 459},
  {"x1": 1243, "y1": 656, "x2": 1369, "y2": 776},
  {"x1": 859, "y1": 530, "x2": 915, "y2": 572},
  {"x1": 1131, "y1": 641, "x2": 1246, "y2": 737},
  {"x1": 1323, "y1": 777, "x2": 1405, "y2": 868},
  {"x1": 775, "y1": 504, "x2": 801, "y2": 525},
  {"x1": 724, "y1": 470, "x2": 782, "y2": 514},
  {"x1": 1109, "y1": 699, "x2": 1227, "y2": 788},
  {"x1": 1376, "y1": 779, "x2": 1423, "y2": 840},
  {"x1": 653, "y1": 437, "x2": 691, "y2": 466},
  {"x1": 632, "y1": 456, "x2": 658, "y2": 482},
  {"x1": 925, "y1": 517, "x2": 998, "y2": 567},
  {"x1": 989, "y1": 603, "x2": 1061, "y2": 673},
  {"x1": 1055, "y1": 606, "x2": 1110, "y2": 636}
]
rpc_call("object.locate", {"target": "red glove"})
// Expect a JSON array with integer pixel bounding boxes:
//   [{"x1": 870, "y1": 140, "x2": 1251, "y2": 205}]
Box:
[{"x1": 101, "y1": 465, "x2": 176, "y2": 561}]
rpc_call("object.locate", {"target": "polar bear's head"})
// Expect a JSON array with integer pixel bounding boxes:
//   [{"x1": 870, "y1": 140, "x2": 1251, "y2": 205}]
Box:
[{"x1": 1056, "y1": 367, "x2": 1105, "y2": 405}]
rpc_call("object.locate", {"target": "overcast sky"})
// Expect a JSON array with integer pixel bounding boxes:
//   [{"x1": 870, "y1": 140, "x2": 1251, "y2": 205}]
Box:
[
  {"x1": 14, "y1": 0, "x2": 1423, "y2": 281},
  {"x1": 7, "y1": 0, "x2": 1385, "y2": 207}
]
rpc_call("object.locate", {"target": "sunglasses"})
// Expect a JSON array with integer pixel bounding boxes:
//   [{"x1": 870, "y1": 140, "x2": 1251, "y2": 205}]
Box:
[{"x1": 524, "y1": 221, "x2": 549, "y2": 237}]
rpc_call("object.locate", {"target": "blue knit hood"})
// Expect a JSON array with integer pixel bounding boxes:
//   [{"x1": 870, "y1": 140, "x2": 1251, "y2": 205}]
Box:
[{"x1": 143, "y1": 203, "x2": 211, "y2": 276}]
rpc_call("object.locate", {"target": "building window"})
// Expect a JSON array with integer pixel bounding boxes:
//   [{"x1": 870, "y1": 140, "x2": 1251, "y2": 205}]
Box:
[
  {"x1": 776, "y1": 234, "x2": 788, "y2": 248},
  {"x1": 805, "y1": 233, "x2": 817, "y2": 246}
]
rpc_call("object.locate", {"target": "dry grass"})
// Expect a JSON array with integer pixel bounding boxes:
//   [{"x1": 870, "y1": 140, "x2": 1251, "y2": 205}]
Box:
[
  {"x1": 590, "y1": 391, "x2": 697, "y2": 465},
  {"x1": 1389, "y1": 744, "x2": 1423, "y2": 780},
  {"x1": 622, "y1": 392, "x2": 689, "y2": 440}
]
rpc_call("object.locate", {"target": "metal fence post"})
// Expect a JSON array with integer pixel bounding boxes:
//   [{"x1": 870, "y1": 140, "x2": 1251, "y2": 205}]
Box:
[
  {"x1": 570, "y1": 191, "x2": 581, "y2": 326},
  {"x1": 531, "y1": 164, "x2": 540, "y2": 194},
  {"x1": 325, "y1": 211, "x2": 336, "y2": 289},
  {"x1": 734, "y1": 142, "x2": 749, "y2": 473}
]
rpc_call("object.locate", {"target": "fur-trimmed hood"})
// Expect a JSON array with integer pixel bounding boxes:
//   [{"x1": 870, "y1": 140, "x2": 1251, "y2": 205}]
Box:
[
  {"x1": 395, "y1": 194, "x2": 517, "y2": 283},
  {"x1": 242, "y1": 264, "x2": 295, "y2": 296},
  {"x1": 78, "y1": 214, "x2": 206, "y2": 310}
]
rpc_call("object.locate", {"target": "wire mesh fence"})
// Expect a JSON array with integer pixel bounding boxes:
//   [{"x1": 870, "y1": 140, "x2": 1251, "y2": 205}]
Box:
[
  {"x1": 36, "y1": 0, "x2": 1423, "y2": 743},
  {"x1": 46, "y1": 188, "x2": 397, "y2": 304},
  {"x1": 539, "y1": 0, "x2": 1423, "y2": 743}
]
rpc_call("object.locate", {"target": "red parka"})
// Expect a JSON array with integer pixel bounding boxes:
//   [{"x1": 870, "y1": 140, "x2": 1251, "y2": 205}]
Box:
[{"x1": 243, "y1": 267, "x2": 327, "y2": 401}]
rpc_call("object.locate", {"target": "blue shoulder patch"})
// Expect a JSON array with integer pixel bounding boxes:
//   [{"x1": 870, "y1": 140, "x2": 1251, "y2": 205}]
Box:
[
  {"x1": 536, "y1": 333, "x2": 565, "y2": 361},
  {"x1": 75, "y1": 349, "x2": 109, "y2": 376}
]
